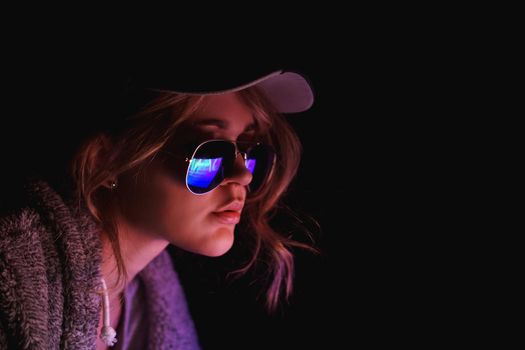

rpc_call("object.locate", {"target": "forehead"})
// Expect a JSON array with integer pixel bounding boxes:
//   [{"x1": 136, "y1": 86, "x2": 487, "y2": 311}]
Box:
[{"x1": 191, "y1": 92, "x2": 255, "y2": 132}]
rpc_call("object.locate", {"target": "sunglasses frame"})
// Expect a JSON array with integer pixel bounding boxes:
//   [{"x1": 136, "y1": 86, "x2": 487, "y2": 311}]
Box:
[{"x1": 184, "y1": 139, "x2": 276, "y2": 195}]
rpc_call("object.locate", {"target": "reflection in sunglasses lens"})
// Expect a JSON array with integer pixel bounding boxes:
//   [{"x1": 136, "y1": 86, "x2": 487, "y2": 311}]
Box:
[
  {"x1": 245, "y1": 159, "x2": 256, "y2": 174},
  {"x1": 187, "y1": 157, "x2": 223, "y2": 189}
]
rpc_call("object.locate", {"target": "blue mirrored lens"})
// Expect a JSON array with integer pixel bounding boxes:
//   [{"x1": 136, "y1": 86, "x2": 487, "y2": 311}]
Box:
[
  {"x1": 245, "y1": 159, "x2": 256, "y2": 174},
  {"x1": 187, "y1": 157, "x2": 223, "y2": 189}
]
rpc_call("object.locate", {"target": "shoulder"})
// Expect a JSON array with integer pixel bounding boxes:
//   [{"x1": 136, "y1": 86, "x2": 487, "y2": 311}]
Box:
[
  {"x1": 0, "y1": 181, "x2": 53, "y2": 284},
  {"x1": 0, "y1": 182, "x2": 51, "y2": 305},
  {"x1": 0, "y1": 177, "x2": 78, "y2": 252},
  {"x1": 0, "y1": 207, "x2": 42, "y2": 241},
  {"x1": 0, "y1": 179, "x2": 43, "y2": 243}
]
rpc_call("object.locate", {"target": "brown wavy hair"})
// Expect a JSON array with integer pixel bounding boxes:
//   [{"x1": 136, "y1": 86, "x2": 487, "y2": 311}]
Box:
[{"x1": 71, "y1": 86, "x2": 314, "y2": 311}]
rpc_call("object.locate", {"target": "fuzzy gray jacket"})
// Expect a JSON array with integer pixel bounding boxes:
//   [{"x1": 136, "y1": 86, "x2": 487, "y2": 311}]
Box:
[{"x1": 0, "y1": 180, "x2": 200, "y2": 349}]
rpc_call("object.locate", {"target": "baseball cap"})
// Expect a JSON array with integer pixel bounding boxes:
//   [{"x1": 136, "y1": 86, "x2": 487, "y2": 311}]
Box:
[{"x1": 130, "y1": 69, "x2": 315, "y2": 114}]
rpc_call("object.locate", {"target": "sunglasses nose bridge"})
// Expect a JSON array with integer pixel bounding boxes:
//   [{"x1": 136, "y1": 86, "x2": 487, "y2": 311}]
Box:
[
  {"x1": 231, "y1": 151, "x2": 249, "y2": 171},
  {"x1": 236, "y1": 151, "x2": 248, "y2": 161}
]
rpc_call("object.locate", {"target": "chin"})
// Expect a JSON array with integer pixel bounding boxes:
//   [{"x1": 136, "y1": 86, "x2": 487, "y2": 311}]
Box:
[{"x1": 194, "y1": 226, "x2": 235, "y2": 257}]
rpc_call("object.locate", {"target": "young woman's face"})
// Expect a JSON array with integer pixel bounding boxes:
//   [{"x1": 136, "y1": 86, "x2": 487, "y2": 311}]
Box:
[{"x1": 118, "y1": 92, "x2": 258, "y2": 256}]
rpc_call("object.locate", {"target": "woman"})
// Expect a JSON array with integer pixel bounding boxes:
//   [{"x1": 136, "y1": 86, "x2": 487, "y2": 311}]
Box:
[{"x1": 0, "y1": 69, "x2": 315, "y2": 349}]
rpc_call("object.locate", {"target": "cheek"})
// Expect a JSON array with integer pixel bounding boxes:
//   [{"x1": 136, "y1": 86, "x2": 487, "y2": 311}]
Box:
[
  {"x1": 156, "y1": 176, "x2": 236, "y2": 257},
  {"x1": 123, "y1": 172, "x2": 235, "y2": 257}
]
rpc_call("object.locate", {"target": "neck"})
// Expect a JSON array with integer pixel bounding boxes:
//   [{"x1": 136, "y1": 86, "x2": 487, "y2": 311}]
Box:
[{"x1": 100, "y1": 219, "x2": 169, "y2": 302}]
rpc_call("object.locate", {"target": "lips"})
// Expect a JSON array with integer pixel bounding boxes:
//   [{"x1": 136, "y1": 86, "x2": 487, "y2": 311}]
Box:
[
  {"x1": 216, "y1": 201, "x2": 244, "y2": 213},
  {"x1": 212, "y1": 211, "x2": 241, "y2": 225},
  {"x1": 212, "y1": 201, "x2": 244, "y2": 225}
]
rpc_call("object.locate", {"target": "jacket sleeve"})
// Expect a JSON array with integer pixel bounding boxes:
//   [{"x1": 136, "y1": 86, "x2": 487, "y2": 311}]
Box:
[
  {"x1": 0, "y1": 222, "x2": 8, "y2": 350},
  {"x1": 0, "y1": 252, "x2": 10, "y2": 350},
  {"x1": 0, "y1": 242, "x2": 10, "y2": 350}
]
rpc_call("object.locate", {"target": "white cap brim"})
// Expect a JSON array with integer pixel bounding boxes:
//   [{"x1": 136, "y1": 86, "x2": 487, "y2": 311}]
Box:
[
  {"x1": 222, "y1": 70, "x2": 314, "y2": 113},
  {"x1": 154, "y1": 70, "x2": 314, "y2": 114}
]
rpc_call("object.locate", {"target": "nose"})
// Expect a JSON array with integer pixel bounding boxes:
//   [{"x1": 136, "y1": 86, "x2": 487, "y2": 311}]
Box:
[{"x1": 221, "y1": 152, "x2": 253, "y2": 188}]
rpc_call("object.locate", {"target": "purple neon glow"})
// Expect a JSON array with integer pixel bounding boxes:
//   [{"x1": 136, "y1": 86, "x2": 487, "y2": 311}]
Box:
[
  {"x1": 245, "y1": 159, "x2": 256, "y2": 174},
  {"x1": 187, "y1": 158, "x2": 223, "y2": 188}
]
